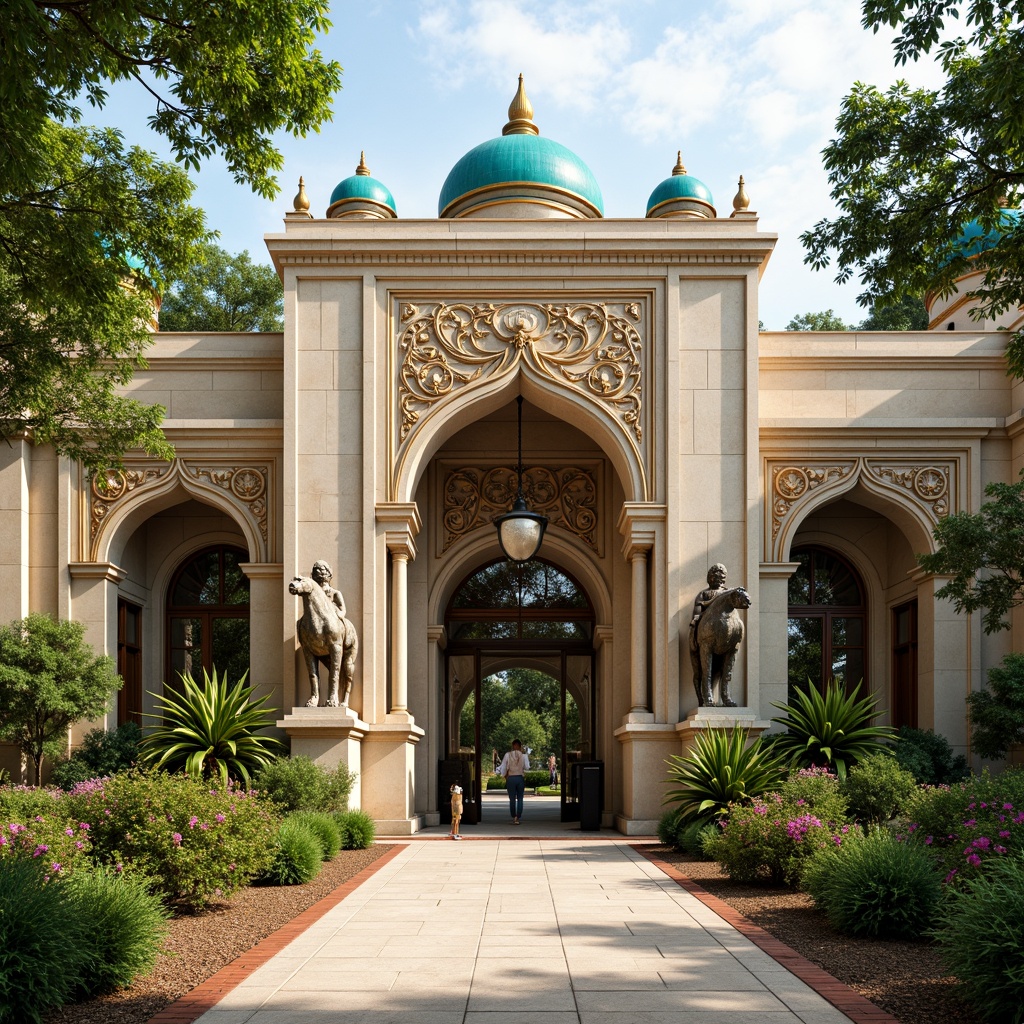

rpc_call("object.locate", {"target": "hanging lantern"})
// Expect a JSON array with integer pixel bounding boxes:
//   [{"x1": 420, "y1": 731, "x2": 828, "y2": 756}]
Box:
[{"x1": 494, "y1": 395, "x2": 547, "y2": 561}]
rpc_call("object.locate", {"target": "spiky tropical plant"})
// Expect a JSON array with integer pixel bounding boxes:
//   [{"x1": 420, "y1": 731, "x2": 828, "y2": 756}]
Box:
[
  {"x1": 141, "y1": 668, "x2": 285, "y2": 786},
  {"x1": 664, "y1": 728, "x2": 788, "y2": 822},
  {"x1": 770, "y1": 680, "x2": 896, "y2": 780}
]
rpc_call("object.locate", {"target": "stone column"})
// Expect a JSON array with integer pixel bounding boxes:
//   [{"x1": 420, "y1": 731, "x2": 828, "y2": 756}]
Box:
[
  {"x1": 239, "y1": 563, "x2": 285, "y2": 713},
  {"x1": 755, "y1": 560, "x2": 802, "y2": 718}
]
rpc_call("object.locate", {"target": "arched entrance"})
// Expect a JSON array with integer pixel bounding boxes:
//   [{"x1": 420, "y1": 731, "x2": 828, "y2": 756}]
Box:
[{"x1": 443, "y1": 558, "x2": 596, "y2": 824}]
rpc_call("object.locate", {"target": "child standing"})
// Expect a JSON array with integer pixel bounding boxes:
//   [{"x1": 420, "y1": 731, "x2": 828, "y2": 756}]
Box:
[{"x1": 449, "y1": 783, "x2": 463, "y2": 840}]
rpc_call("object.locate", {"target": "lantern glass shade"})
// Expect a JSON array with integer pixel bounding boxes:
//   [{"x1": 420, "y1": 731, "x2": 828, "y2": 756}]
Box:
[{"x1": 495, "y1": 496, "x2": 548, "y2": 562}]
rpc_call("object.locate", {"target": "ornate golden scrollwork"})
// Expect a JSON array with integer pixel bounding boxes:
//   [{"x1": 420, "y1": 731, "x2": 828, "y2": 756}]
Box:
[
  {"x1": 442, "y1": 465, "x2": 599, "y2": 552},
  {"x1": 866, "y1": 463, "x2": 950, "y2": 518},
  {"x1": 397, "y1": 300, "x2": 644, "y2": 446},
  {"x1": 771, "y1": 463, "x2": 855, "y2": 540},
  {"x1": 187, "y1": 466, "x2": 269, "y2": 542},
  {"x1": 90, "y1": 467, "x2": 170, "y2": 542}
]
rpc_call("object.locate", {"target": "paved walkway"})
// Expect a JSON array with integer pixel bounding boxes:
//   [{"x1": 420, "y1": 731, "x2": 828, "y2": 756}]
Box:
[{"x1": 191, "y1": 835, "x2": 865, "y2": 1024}]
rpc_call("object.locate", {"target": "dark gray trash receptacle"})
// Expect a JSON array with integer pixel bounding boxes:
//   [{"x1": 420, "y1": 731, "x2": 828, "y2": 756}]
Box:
[{"x1": 579, "y1": 765, "x2": 601, "y2": 831}]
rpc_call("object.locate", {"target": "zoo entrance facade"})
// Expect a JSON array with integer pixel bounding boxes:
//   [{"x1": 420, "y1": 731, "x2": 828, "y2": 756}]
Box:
[{"x1": 1, "y1": 85, "x2": 1020, "y2": 834}]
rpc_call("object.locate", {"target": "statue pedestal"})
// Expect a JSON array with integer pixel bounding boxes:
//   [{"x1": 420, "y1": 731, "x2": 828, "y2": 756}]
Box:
[
  {"x1": 278, "y1": 707, "x2": 369, "y2": 808},
  {"x1": 676, "y1": 707, "x2": 771, "y2": 756}
]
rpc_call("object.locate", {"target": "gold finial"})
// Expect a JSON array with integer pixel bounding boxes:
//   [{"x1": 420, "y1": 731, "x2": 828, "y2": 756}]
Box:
[
  {"x1": 503, "y1": 73, "x2": 539, "y2": 136},
  {"x1": 672, "y1": 151, "x2": 687, "y2": 176},
  {"x1": 293, "y1": 176, "x2": 310, "y2": 213},
  {"x1": 356, "y1": 151, "x2": 371, "y2": 176},
  {"x1": 733, "y1": 174, "x2": 750, "y2": 212}
]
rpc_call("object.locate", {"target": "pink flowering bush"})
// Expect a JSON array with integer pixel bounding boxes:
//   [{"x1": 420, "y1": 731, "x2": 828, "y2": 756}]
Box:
[
  {"x1": 62, "y1": 769, "x2": 279, "y2": 911},
  {"x1": 704, "y1": 790, "x2": 855, "y2": 885},
  {"x1": 0, "y1": 814, "x2": 93, "y2": 880},
  {"x1": 899, "y1": 768, "x2": 1024, "y2": 886}
]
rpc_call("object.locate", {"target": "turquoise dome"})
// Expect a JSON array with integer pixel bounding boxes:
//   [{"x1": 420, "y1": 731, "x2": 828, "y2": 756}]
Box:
[
  {"x1": 646, "y1": 154, "x2": 715, "y2": 218},
  {"x1": 952, "y1": 208, "x2": 1021, "y2": 259},
  {"x1": 439, "y1": 133, "x2": 604, "y2": 217},
  {"x1": 438, "y1": 75, "x2": 603, "y2": 219},
  {"x1": 327, "y1": 153, "x2": 396, "y2": 218}
]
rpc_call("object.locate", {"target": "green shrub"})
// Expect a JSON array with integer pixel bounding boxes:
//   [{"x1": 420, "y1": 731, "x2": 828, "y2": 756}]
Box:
[
  {"x1": 780, "y1": 765, "x2": 849, "y2": 822},
  {"x1": 968, "y1": 652, "x2": 1024, "y2": 760},
  {"x1": 933, "y1": 853, "x2": 1024, "y2": 1022},
  {"x1": 842, "y1": 751, "x2": 917, "y2": 824},
  {"x1": 485, "y1": 774, "x2": 506, "y2": 790},
  {"x1": 255, "y1": 755, "x2": 356, "y2": 813},
  {"x1": 63, "y1": 769, "x2": 278, "y2": 911},
  {"x1": 261, "y1": 819, "x2": 322, "y2": 885},
  {"x1": 657, "y1": 808, "x2": 683, "y2": 847},
  {"x1": 664, "y1": 728, "x2": 788, "y2": 822},
  {"x1": 141, "y1": 668, "x2": 286, "y2": 786},
  {"x1": 900, "y1": 768, "x2": 1024, "y2": 885},
  {"x1": 0, "y1": 785, "x2": 64, "y2": 822},
  {"x1": 678, "y1": 819, "x2": 717, "y2": 859},
  {"x1": 0, "y1": 811, "x2": 93, "y2": 879},
  {"x1": 704, "y1": 792, "x2": 856, "y2": 886},
  {"x1": 770, "y1": 680, "x2": 896, "y2": 780},
  {"x1": 50, "y1": 722, "x2": 141, "y2": 789},
  {"x1": 803, "y1": 829, "x2": 941, "y2": 938},
  {"x1": 0, "y1": 858, "x2": 88, "y2": 1024},
  {"x1": 891, "y1": 726, "x2": 969, "y2": 785},
  {"x1": 335, "y1": 808, "x2": 376, "y2": 849},
  {"x1": 289, "y1": 811, "x2": 340, "y2": 860},
  {"x1": 524, "y1": 770, "x2": 549, "y2": 789},
  {"x1": 67, "y1": 868, "x2": 169, "y2": 996}
]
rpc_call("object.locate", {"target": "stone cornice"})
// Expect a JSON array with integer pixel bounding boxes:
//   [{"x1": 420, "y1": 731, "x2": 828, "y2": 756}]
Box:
[{"x1": 760, "y1": 355, "x2": 1007, "y2": 371}]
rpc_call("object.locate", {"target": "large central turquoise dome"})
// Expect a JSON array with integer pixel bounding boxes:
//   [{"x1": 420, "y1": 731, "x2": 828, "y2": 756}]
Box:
[{"x1": 438, "y1": 76, "x2": 603, "y2": 220}]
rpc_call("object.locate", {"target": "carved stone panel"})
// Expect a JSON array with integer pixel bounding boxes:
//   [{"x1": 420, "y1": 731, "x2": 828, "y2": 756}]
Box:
[
  {"x1": 395, "y1": 299, "x2": 647, "y2": 495},
  {"x1": 440, "y1": 463, "x2": 601, "y2": 555},
  {"x1": 770, "y1": 463, "x2": 857, "y2": 543}
]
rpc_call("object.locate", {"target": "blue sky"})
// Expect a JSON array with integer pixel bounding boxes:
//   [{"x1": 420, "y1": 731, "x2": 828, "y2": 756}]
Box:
[{"x1": 102, "y1": 0, "x2": 945, "y2": 329}]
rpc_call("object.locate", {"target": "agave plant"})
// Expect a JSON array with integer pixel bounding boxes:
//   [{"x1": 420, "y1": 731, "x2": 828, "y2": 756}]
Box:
[
  {"x1": 770, "y1": 679, "x2": 896, "y2": 780},
  {"x1": 664, "y1": 727, "x2": 788, "y2": 822},
  {"x1": 141, "y1": 668, "x2": 286, "y2": 786}
]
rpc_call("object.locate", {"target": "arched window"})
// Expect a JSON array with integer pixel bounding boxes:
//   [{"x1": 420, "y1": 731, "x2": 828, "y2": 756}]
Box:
[
  {"x1": 445, "y1": 559, "x2": 593, "y2": 642},
  {"x1": 787, "y1": 546, "x2": 866, "y2": 700},
  {"x1": 166, "y1": 546, "x2": 250, "y2": 687}
]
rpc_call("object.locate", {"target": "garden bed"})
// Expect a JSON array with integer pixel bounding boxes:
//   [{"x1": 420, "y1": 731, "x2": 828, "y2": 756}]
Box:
[
  {"x1": 652, "y1": 849, "x2": 980, "y2": 1024},
  {"x1": 42, "y1": 845, "x2": 394, "y2": 1024}
]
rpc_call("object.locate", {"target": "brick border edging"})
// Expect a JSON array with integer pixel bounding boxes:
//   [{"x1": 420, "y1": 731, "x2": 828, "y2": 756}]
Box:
[
  {"x1": 634, "y1": 847, "x2": 901, "y2": 1024},
  {"x1": 146, "y1": 843, "x2": 408, "y2": 1024}
]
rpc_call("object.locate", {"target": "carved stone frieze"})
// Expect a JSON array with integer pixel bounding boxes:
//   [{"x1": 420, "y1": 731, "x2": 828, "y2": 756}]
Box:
[
  {"x1": 91, "y1": 467, "x2": 171, "y2": 543},
  {"x1": 186, "y1": 465, "x2": 269, "y2": 542},
  {"x1": 396, "y1": 299, "x2": 646, "y2": 469},
  {"x1": 865, "y1": 462, "x2": 951, "y2": 518},
  {"x1": 770, "y1": 463, "x2": 856, "y2": 540},
  {"x1": 442, "y1": 464, "x2": 599, "y2": 553}
]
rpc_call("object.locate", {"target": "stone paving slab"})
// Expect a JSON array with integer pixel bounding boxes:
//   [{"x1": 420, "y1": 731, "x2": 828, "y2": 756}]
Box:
[{"x1": 165, "y1": 840, "x2": 900, "y2": 1024}]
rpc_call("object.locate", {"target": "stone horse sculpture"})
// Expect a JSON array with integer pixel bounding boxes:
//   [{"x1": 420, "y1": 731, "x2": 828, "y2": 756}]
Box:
[
  {"x1": 689, "y1": 586, "x2": 751, "y2": 708},
  {"x1": 289, "y1": 569, "x2": 358, "y2": 708}
]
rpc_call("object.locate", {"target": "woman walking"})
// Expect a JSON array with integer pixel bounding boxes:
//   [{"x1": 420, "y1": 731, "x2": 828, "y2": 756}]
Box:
[{"x1": 497, "y1": 738, "x2": 530, "y2": 824}]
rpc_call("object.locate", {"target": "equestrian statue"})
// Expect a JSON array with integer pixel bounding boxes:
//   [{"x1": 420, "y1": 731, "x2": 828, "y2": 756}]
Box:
[
  {"x1": 688, "y1": 563, "x2": 751, "y2": 708},
  {"x1": 289, "y1": 560, "x2": 359, "y2": 708}
]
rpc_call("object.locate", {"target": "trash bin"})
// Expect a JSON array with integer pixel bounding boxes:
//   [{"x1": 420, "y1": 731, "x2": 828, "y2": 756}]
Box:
[{"x1": 576, "y1": 760, "x2": 603, "y2": 831}]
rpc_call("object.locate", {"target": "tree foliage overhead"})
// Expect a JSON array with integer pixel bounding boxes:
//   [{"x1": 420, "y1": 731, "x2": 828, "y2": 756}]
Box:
[
  {"x1": 0, "y1": 1, "x2": 341, "y2": 469},
  {"x1": 786, "y1": 310, "x2": 854, "y2": 331},
  {"x1": 918, "y1": 476, "x2": 1024, "y2": 633},
  {"x1": 0, "y1": 613, "x2": 121, "y2": 783},
  {"x1": 802, "y1": 1, "x2": 1024, "y2": 366},
  {"x1": 159, "y1": 244, "x2": 284, "y2": 332}
]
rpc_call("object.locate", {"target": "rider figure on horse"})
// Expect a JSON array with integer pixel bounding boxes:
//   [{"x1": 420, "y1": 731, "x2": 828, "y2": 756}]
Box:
[
  {"x1": 311, "y1": 560, "x2": 347, "y2": 622},
  {"x1": 689, "y1": 563, "x2": 728, "y2": 634}
]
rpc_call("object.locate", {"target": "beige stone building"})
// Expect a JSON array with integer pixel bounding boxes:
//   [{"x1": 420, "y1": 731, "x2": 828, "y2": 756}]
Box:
[{"x1": 2, "y1": 82, "x2": 1019, "y2": 833}]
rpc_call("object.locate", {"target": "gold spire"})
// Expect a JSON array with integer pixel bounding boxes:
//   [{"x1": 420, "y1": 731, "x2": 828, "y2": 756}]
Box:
[
  {"x1": 356, "y1": 151, "x2": 371, "y2": 176},
  {"x1": 503, "y1": 74, "x2": 539, "y2": 136},
  {"x1": 292, "y1": 176, "x2": 310, "y2": 213},
  {"x1": 732, "y1": 174, "x2": 750, "y2": 212},
  {"x1": 672, "y1": 151, "x2": 687, "y2": 176}
]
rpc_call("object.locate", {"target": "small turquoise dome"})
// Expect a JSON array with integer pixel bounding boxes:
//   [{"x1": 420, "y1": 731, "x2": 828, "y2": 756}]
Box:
[
  {"x1": 646, "y1": 153, "x2": 716, "y2": 219},
  {"x1": 327, "y1": 153, "x2": 396, "y2": 219},
  {"x1": 438, "y1": 75, "x2": 603, "y2": 219},
  {"x1": 952, "y1": 208, "x2": 1021, "y2": 259}
]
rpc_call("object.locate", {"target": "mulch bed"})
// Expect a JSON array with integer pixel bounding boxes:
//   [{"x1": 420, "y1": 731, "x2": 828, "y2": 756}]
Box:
[
  {"x1": 42, "y1": 845, "x2": 395, "y2": 1024},
  {"x1": 651, "y1": 849, "x2": 980, "y2": 1024}
]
